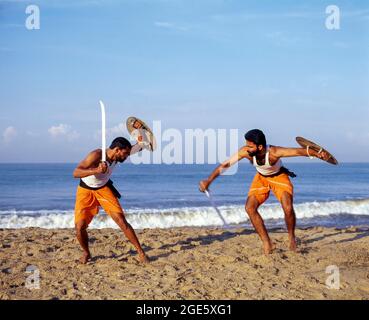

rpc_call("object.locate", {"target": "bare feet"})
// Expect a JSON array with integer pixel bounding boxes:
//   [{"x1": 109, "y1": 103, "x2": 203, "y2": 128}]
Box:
[
  {"x1": 138, "y1": 252, "x2": 150, "y2": 264},
  {"x1": 289, "y1": 237, "x2": 297, "y2": 252},
  {"x1": 79, "y1": 252, "x2": 91, "y2": 264},
  {"x1": 263, "y1": 241, "x2": 276, "y2": 255}
]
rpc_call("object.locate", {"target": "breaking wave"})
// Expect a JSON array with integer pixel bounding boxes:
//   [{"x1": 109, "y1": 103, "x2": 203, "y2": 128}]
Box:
[{"x1": 1, "y1": 198, "x2": 369, "y2": 229}]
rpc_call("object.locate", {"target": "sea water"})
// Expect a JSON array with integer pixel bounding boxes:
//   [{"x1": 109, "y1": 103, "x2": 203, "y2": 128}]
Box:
[{"x1": 0, "y1": 163, "x2": 368, "y2": 229}]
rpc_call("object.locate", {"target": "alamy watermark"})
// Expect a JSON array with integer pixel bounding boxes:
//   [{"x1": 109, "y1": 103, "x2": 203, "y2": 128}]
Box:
[
  {"x1": 23, "y1": 4, "x2": 341, "y2": 31},
  {"x1": 325, "y1": 265, "x2": 340, "y2": 290},
  {"x1": 325, "y1": 5, "x2": 340, "y2": 30},
  {"x1": 25, "y1": 5, "x2": 40, "y2": 30},
  {"x1": 128, "y1": 121, "x2": 240, "y2": 175},
  {"x1": 25, "y1": 265, "x2": 40, "y2": 290}
]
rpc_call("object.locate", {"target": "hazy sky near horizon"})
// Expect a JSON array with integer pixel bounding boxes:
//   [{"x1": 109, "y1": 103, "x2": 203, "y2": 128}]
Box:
[{"x1": 0, "y1": 0, "x2": 368, "y2": 163}]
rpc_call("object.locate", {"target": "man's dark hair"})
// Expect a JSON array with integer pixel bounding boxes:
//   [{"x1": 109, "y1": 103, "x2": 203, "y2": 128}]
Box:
[
  {"x1": 110, "y1": 137, "x2": 132, "y2": 150},
  {"x1": 244, "y1": 129, "x2": 267, "y2": 147}
]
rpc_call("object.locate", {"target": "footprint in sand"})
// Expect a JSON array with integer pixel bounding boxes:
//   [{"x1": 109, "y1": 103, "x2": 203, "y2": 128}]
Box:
[{"x1": 1, "y1": 268, "x2": 11, "y2": 274}]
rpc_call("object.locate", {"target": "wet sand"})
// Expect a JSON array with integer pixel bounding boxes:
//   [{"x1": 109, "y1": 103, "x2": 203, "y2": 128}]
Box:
[{"x1": 1, "y1": 226, "x2": 369, "y2": 300}]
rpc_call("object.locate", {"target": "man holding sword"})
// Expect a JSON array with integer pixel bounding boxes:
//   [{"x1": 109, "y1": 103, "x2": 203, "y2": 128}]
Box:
[
  {"x1": 73, "y1": 137, "x2": 149, "y2": 264},
  {"x1": 199, "y1": 129, "x2": 330, "y2": 255}
]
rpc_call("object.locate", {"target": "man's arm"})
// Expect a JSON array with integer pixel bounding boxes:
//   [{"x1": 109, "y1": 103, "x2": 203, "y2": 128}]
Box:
[
  {"x1": 272, "y1": 146, "x2": 329, "y2": 160},
  {"x1": 73, "y1": 149, "x2": 107, "y2": 179},
  {"x1": 199, "y1": 147, "x2": 250, "y2": 192},
  {"x1": 130, "y1": 143, "x2": 143, "y2": 156}
]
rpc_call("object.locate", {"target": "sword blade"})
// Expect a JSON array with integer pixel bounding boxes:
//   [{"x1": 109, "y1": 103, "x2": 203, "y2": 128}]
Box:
[{"x1": 99, "y1": 100, "x2": 106, "y2": 162}]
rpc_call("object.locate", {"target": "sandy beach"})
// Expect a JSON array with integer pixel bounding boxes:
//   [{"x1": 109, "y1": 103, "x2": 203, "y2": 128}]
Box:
[{"x1": 1, "y1": 226, "x2": 369, "y2": 300}]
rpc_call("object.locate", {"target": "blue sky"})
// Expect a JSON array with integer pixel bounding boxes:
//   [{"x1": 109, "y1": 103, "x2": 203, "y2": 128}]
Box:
[{"x1": 0, "y1": 0, "x2": 368, "y2": 162}]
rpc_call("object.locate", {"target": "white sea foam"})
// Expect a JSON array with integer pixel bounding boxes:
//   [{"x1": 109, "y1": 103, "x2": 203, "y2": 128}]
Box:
[{"x1": 0, "y1": 198, "x2": 369, "y2": 229}]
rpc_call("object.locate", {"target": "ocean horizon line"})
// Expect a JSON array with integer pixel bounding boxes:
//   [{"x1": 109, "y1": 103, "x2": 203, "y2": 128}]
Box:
[{"x1": 0, "y1": 161, "x2": 368, "y2": 165}]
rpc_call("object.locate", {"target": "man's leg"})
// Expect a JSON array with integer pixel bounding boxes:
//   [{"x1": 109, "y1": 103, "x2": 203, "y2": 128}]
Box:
[
  {"x1": 245, "y1": 195, "x2": 274, "y2": 254},
  {"x1": 110, "y1": 212, "x2": 150, "y2": 263},
  {"x1": 75, "y1": 219, "x2": 91, "y2": 264},
  {"x1": 280, "y1": 192, "x2": 297, "y2": 251}
]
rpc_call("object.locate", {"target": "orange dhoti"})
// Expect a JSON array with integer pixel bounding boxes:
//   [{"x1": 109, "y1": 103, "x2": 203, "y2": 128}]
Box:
[
  {"x1": 74, "y1": 185, "x2": 123, "y2": 226},
  {"x1": 248, "y1": 172, "x2": 294, "y2": 205}
]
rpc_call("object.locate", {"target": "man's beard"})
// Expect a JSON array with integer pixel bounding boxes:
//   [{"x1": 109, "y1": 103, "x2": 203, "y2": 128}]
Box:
[{"x1": 248, "y1": 151, "x2": 258, "y2": 157}]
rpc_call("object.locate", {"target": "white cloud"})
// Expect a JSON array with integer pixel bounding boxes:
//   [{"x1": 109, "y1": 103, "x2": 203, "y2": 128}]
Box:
[
  {"x1": 26, "y1": 131, "x2": 40, "y2": 137},
  {"x1": 48, "y1": 124, "x2": 69, "y2": 136},
  {"x1": 155, "y1": 21, "x2": 174, "y2": 28},
  {"x1": 108, "y1": 123, "x2": 126, "y2": 136},
  {"x1": 154, "y1": 21, "x2": 189, "y2": 32},
  {"x1": 48, "y1": 124, "x2": 80, "y2": 141},
  {"x1": 2, "y1": 126, "x2": 17, "y2": 144},
  {"x1": 94, "y1": 122, "x2": 129, "y2": 143}
]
